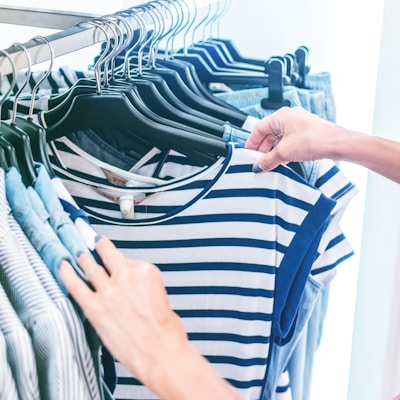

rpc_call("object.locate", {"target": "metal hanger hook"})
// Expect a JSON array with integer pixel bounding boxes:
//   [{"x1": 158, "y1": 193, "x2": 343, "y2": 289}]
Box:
[
  {"x1": 28, "y1": 36, "x2": 55, "y2": 119},
  {"x1": 143, "y1": 1, "x2": 167, "y2": 68},
  {"x1": 203, "y1": 0, "x2": 220, "y2": 40},
  {"x1": 190, "y1": 0, "x2": 212, "y2": 45},
  {"x1": 0, "y1": 49, "x2": 17, "y2": 128},
  {"x1": 215, "y1": 0, "x2": 232, "y2": 38},
  {"x1": 133, "y1": 3, "x2": 159, "y2": 75},
  {"x1": 163, "y1": 0, "x2": 186, "y2": 59},
  {"x1": 99, "y1": 15, "x2": 129, "y2": 83},
  {"x1": 121, "y1": 9, "x2": 146, "y2": 79},
  {"x1": 9, "y1": 42, "x2": 32, "y2": 124},
  {"x1": 180, "y1": 0, "x2": 198, "y2": 54},
  {"x1": 76, "y1": 18, "x2": 111, "y2": 94},
  {"x1": 92, "y1": 17, "x2": 121, "y2": 87}
]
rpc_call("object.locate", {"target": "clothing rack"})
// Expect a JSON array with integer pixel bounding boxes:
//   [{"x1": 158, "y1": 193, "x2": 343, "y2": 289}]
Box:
[
  {"x1": 0, "y1": 5, "x2": 98, "y2": 29},
  {"x1": 0, "y1": 0, "x2": 218, "y2": 75}
]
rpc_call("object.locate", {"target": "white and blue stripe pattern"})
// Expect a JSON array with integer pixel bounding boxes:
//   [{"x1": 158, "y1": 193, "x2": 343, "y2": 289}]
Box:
[
  {"x1": 48, "y1": 136, "x2": 357, "y2": 400},
  {"x1": 47, "y1": 136, "x2": 357, "y2": 281},
  {"x1": 275, "y1": 369, "x2": 292, "y2": 400},
  {"x1": 49, "y1": 143, "x2": 336, "y2": 400}
]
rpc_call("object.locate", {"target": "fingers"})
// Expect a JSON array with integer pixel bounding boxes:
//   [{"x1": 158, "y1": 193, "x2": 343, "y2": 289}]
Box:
[
  {"x1": 95, "y1": 236, "x2": 126, "y2": 275},
  {"x1": 246, "y1": 107, "x2": 289, "y2": 151},
  {"x1": 79, "y1": 250, "x2": 112, "y2": 289},
  {"x1": 246, "y1": 124, "x2": 277, "y2": 152},
  {"x1": 253, "y1": 149, "x2": 282, "y2": 173},
  {"x1": 59, "y1": 261, "x2": 96, "y2": 304},
  {"x1": 61, "y1": 237, "x2": 128, "y2": 294}
]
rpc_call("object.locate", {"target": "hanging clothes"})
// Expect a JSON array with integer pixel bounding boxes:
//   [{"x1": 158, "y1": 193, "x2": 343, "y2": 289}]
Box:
[
  {"x1": 0, "y1": 328, "x2": 19, "y2": 400},
  {"x1": 0, "y1": 2, "x2": 358, "y2": 399},
  {"x1": 0, "y1": 168, "x2": 96, "y2": 399},
  {"x1": 0, "y1": 282, "x2": 39, "y2": 399},
  {"x1": 44, "y1": 135, "x2": 356, "y2": 400}
]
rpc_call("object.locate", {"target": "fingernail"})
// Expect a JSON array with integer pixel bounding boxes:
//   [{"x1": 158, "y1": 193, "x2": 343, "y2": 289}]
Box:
[
  {"x1": 252, "y1": 163, "x2": 264, "y2": 173},
  {"x1": 59, "y1": 260, "x2": 70, "y2": 270},
  {"x1": 94, "y1": 235, "x2": 103, "y2": 243},
  {"x1": 76, "y1": 250, "x2": 85, "y2": 258}
]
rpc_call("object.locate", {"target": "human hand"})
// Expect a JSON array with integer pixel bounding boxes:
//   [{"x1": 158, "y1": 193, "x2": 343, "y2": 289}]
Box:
[
  {"x1": 59, "y1": 237, "x2": 242, "y2": 400},
  {"x1": 245, "y1": 106, "x2": 345, "y2": 172},
  {"x1": 59, "y1": 237, "x2": 187, "y2": 390}
]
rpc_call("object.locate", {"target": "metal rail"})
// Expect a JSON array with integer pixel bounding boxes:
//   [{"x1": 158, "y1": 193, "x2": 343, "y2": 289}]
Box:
[
  {"x1": 0, "y1": 4, "x2": 152, "y2": 74},
  {"x1": 0, "y1": 5, "x2": 98, "y2": 29},
  {"x1": 0, "y1": 0, "x2": 217, "y2": 75}
]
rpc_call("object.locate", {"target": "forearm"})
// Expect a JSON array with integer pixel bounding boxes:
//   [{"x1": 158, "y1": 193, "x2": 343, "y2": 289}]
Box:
[
  {"x1": 247, "y1": 107, "x2": 400, "y2": 182},
  {"x1": 147, "y1": 342, "x2": 242, "y2": 400},
  {"x1": 329, "y1": 129, "x2": 400, "y2": 183}
]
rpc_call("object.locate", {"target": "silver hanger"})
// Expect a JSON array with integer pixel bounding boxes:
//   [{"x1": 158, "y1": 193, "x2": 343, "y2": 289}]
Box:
[
  {"x1": 28, "y1": 36, "x2": 55, "y2": 119},
  {"x1": 9, "y1": 42, "x2": 32, "y2": 125},
  {"x1": 75, "y1": 18, "x2": 111, "y2": 94},
  {"x1": 0, "y1": 49, "x2": 17, "y2": 129}
]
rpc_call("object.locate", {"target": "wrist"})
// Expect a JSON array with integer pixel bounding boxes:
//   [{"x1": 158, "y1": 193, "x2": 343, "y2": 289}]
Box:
[
  {"x1": 146, "y1": 340, "x2": 240, "y2": 400},
  {"x1": 322, "y1": 126, "x2": 365, "y2": 162},
  {"x1": 145, "y1": 337, "x2": 193, "y2": 398}
]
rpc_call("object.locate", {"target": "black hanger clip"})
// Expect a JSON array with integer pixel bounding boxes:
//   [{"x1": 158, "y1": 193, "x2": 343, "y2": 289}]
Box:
[
  {"x1": 294, "y1": 46, "x2": 309, "y2": 88},
  {"x1": 284, "y1": 53, "x2": 300, "y2": 86},
  {"x1": 261, "y1": 57, "x2": 291, "y2": 110}
]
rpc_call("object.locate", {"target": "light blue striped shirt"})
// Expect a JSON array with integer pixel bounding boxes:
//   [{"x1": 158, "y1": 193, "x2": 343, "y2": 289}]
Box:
[{"x1": 0, "y1": 169, "x2": 92, "y2": 399}]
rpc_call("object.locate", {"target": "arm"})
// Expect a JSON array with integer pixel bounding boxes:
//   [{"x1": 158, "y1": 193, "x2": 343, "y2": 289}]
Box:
[
  {"x1": 59, "y1": 238, "x2": 241, "y2": 400},
  {"x1": 245, "y1": 106, "x2": 400, "y2": 183}
]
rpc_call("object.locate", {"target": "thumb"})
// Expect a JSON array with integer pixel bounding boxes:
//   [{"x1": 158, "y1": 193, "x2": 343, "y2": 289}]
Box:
[{"x1": 252, "y1": 149, "x2": 282, "y2": 173}]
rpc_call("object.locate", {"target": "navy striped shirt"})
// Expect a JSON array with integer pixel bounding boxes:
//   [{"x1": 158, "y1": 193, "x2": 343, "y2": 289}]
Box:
[{"x1": 48, "y1": 143, "x2": 338, "y2": 399}]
